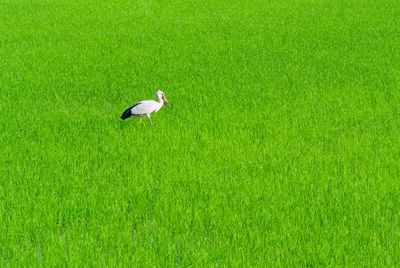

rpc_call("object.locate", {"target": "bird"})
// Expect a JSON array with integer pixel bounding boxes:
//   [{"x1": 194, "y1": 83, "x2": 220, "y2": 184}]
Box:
[{"x1": 121, "y1": 90, "x2": 170, "y2": 125}]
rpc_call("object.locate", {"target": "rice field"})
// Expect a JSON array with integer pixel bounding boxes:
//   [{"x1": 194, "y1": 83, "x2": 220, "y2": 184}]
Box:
[{"x1": 1, "y1": 0, "x2": 400, "y2": 265}]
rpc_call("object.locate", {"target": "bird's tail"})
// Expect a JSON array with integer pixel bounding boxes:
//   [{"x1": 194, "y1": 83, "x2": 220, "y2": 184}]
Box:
[{"x1": 121, "y1": 109, "x2": 132, "y2": 120}]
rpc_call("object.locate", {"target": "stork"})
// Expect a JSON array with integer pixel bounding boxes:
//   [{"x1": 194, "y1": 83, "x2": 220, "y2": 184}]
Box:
[{"x1": 121, "y1": 91, "x2": 170, "y2": 125}]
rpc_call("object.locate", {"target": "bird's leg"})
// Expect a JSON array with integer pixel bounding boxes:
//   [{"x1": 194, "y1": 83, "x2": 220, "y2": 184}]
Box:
[
  {"x1": 146, "y1": 114, "x2": 153, "y2": 126},
  {"x1": 138, "y1": 116, "x2": 143, "y2": 125}
]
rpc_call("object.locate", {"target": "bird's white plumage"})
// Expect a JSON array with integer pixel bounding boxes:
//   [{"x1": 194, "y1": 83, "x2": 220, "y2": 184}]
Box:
[{"x1": 130, "y1": 100, "x2": 163, "y2": 115}]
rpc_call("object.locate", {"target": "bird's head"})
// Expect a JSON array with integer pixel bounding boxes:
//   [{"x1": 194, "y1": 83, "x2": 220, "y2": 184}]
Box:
[{"x1": 156, "y1": 90, "x2": 170, "y2": 109}]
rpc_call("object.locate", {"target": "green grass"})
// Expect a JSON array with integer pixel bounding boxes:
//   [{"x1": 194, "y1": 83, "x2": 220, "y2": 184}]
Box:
[{"x1": 1, "y1": 0, "x2": 400, "y2": 265}]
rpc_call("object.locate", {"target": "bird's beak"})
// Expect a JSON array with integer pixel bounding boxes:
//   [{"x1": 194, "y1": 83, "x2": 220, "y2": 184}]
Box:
[{"x1": 162, "y1": 95, "x2": 170, "y2": 108}]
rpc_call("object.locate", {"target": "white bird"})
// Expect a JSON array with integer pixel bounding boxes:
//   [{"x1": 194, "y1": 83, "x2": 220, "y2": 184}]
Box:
[{"x1": 121, "y1": 90, "x2": 170, "y2": 125}]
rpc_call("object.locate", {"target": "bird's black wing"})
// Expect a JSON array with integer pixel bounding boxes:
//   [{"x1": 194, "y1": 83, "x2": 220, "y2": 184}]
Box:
[{"x1": 121, "y1": 102, "x2": 141, "y2": 120}]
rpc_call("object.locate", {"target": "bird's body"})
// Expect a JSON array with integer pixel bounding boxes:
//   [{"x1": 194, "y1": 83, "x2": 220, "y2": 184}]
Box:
[{"x1": 121, "y1": 91, "x2": 170, "y2": 125}]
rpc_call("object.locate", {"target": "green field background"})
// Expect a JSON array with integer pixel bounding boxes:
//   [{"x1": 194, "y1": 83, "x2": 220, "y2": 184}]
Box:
[{"x1": 1, "y1": 0, "x2": 400, "y2": 265}]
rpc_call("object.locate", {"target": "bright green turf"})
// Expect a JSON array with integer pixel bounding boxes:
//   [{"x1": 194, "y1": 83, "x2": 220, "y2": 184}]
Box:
[{"x1": 1, "y1": 0, "x2": 400, "y2": 265}]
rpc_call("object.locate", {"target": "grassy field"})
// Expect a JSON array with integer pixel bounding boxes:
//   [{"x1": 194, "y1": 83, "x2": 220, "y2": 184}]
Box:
[{"x1": 1, "y1": 0, "x2": 400, "y2": 265}]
